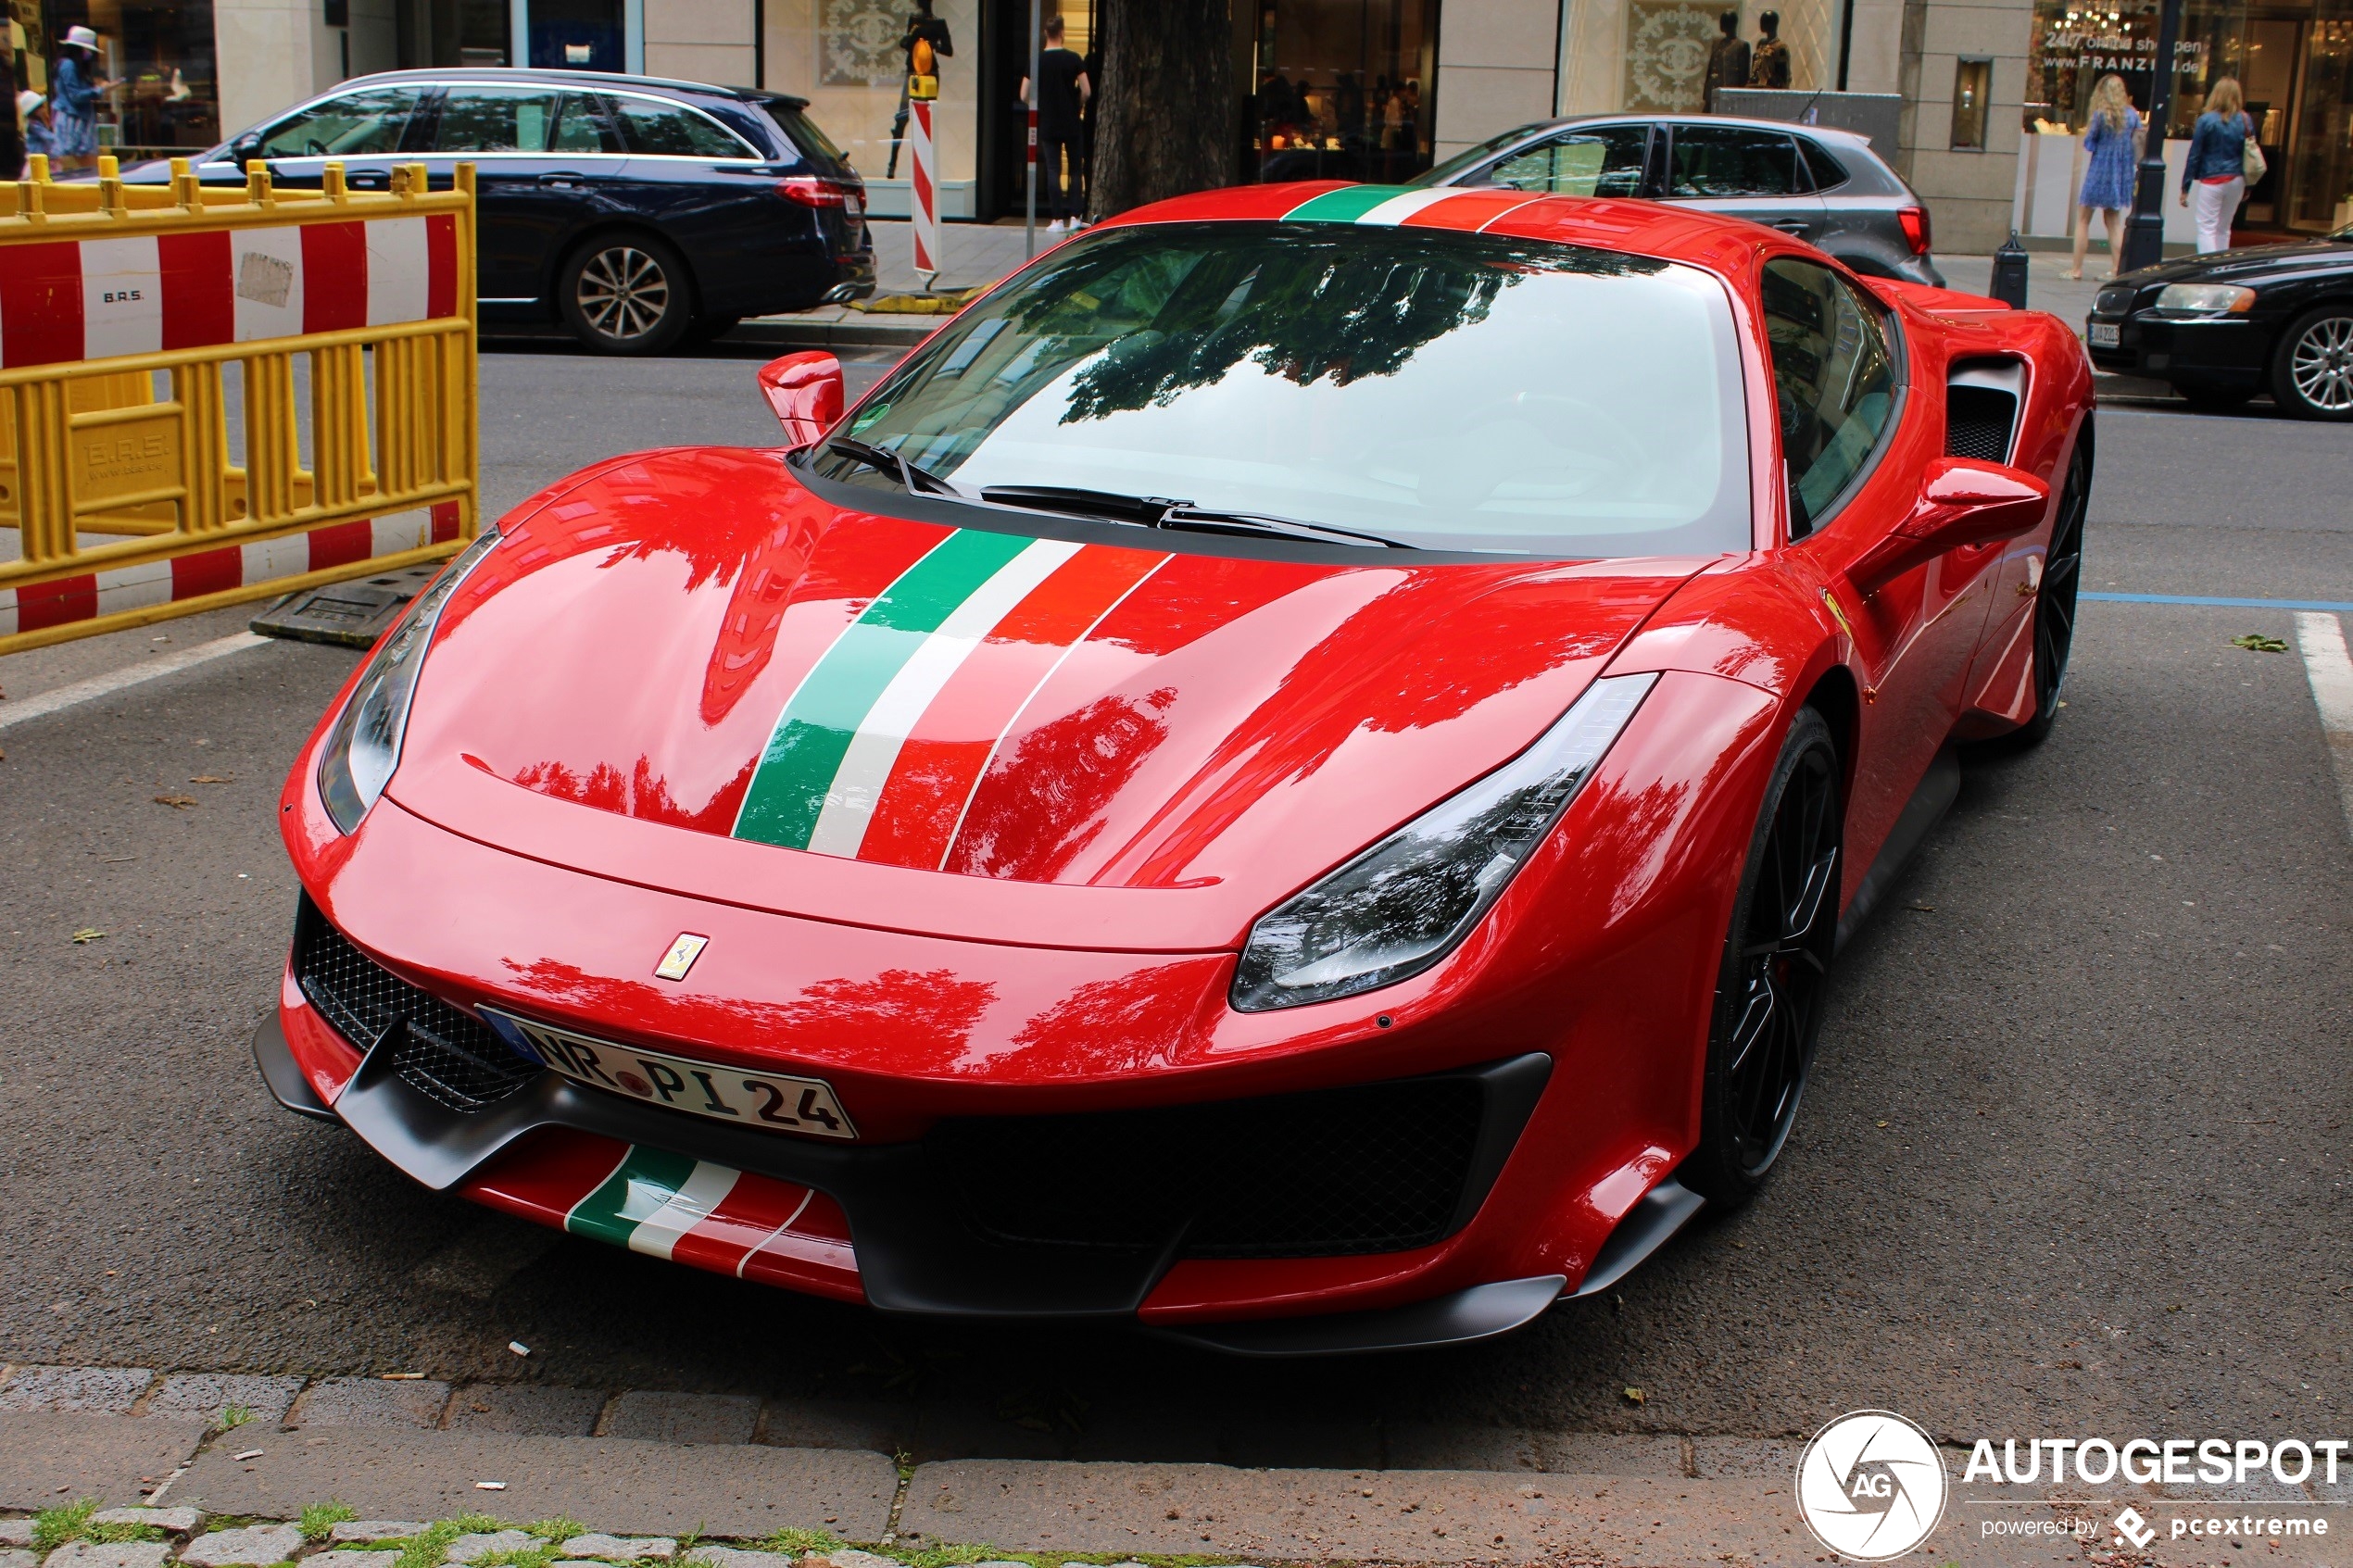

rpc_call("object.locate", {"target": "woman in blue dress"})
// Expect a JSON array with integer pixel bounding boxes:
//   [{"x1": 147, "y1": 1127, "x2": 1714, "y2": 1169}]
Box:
[
  {"x1": 2069, "y1": 74, "x2": 2142, "y2": 280},
  {"x1": 48, "y1": 25, "x2": 110, "y2": 175}
]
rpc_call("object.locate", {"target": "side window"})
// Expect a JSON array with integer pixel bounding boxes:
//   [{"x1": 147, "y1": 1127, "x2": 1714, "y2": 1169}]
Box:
[
  {"x1": 1761, "y1": 257, "x2": 1898, "y2": 533},
  {"x1": 1668, "y1": 126, "x2": 1808, "y2": 198},
  {"x1": 1795, "y1": 138, "x2": 1850, "y2": 190},
  {"x1": 254, "y1": 87, "x2": 425, "y2": 158},
  {"x1": 551, "y1": 93, "x2": 623, "y2": 154},
  {"x1": 610, "y1": 96, "x2": 755, "y2": 158},
  {"x1": 1483, "y1": 125, "x2": 1650, "y2": 196},
  {"x1": 432, "y1": 87, "x2": 562, "y2": 153}
]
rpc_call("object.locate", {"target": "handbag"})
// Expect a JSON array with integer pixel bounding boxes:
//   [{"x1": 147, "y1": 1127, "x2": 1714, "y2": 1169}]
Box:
[{"x1": 2242, "y1": 116, "x2": 2267, "y2": 183}]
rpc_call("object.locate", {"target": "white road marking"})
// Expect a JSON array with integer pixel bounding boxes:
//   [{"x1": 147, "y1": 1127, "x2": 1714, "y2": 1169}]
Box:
[
  {"x1": 0, "y1": 632, "x2": 272, "y2": 732},
  {"x1": 2295, "y1": 612, "x2": 2353, "y2": 843}
]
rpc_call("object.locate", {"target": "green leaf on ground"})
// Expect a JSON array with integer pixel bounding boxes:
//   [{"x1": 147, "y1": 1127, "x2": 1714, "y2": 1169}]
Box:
[{"x1": 2231, "y1": 633, "x2": 2289, "y2": 652}]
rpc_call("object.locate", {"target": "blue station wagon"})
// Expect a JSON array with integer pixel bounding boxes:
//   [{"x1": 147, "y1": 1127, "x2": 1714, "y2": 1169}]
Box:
[{"x1": 129, "y1": 68, "x2": 876, "y2": 354}]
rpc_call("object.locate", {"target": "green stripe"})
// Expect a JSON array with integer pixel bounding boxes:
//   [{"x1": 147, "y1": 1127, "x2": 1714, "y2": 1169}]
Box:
[
  {"x1": 735, "y1": 529, "x2": 1033, "y2": 849},
  {"x1": 1283, "y1": 185, "x2": 1413, "y2": 223},
  {"x1": 566, "y1": 1145, "x2": 696, "y2": 1248}
]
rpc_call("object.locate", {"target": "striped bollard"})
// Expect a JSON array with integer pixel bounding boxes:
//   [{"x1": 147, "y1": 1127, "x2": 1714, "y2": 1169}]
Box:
[{"x1": 908, "y1": 66, "x2": 940, "y2": 287}]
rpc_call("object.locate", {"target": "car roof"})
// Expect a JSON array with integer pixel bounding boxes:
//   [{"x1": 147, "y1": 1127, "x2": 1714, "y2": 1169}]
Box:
[
  {"x1": 1534, "y1": 112, "x2": 1878, "y2": 151},
  {"x1": 1097, "y1": 183, "x2": 1787, "y2": 276},
  {"x1": 333, "y1": 66, "x2": 805, "y2": 109}
]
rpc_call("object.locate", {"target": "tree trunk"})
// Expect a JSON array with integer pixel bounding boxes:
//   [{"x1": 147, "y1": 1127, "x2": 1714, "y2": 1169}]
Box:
[{"x1": 1091, "y1": 0, "x2": 1234, "y2": 219}]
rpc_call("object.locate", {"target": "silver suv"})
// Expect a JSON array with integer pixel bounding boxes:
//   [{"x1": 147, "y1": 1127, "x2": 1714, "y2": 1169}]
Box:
[{"x1": 1411, "y1": 115, "x2": 1944, "y2": 288}]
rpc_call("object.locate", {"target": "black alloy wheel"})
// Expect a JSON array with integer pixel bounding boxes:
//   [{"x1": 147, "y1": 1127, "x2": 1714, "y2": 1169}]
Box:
[
  {"x1": 1683, "y1": 707, "x2": 1842, "y2": 1207},
  {"x1": 560, "y1": 233, "x2": 694, "y2": 356},
  {"x1": 2270, "y1": 306, "x2": 2353, "y2": 420},
  {"x1": 2007, "y1": 424, "x2": 2092, "y2": 747}
]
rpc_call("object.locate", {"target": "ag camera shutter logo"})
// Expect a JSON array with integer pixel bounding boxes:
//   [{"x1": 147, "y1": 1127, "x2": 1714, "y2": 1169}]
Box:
[{"x1": 1795, "y1": 1410, "x2": 1950, "y2": 1560}]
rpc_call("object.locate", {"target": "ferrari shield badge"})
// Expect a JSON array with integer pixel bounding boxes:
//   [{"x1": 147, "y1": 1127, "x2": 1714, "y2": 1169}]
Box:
[{"x1": 654, "y1": 934, "x2": 709, "y2": 981}]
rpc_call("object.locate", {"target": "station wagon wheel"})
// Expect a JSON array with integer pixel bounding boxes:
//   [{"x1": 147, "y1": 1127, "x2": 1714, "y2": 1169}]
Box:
[
  {"x1": 1684, "y1": 707, "x2": 1841, "y2": 1207},
  {"x1": 560, "y1": 233, "x2": 693, "y2": 356},
  {"x1": 2270, "y1": 306, "x2": 2353, "y2": 420}
]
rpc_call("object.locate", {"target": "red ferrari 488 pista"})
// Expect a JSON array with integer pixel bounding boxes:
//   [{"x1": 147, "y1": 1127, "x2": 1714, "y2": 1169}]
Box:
[{"x1": 258, "y1": 182, "x2": 2092, "y2": 1352}]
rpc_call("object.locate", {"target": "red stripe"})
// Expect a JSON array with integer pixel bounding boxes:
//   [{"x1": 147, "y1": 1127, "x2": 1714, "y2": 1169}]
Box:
[
  {"x1": 157, "y1": 230, "x2": 234, "y2": 351},
  {"x1": 12, "y1": 574, "x2": 98, "y2": 632},
  {"x1": 171, "y1": 546, "x2": 243, "y2": 601},
  {"x1": 430, "y1": 501, "x2": 462, "y2": 543},
  {"x1": 667, "y1": 1171, "x2": 812, "y2": 1276},
  {"x1": 738, "y1": 1190, "x2": 861, "y2": 1302},
  {"x1": 425, "y1": 214, "x2": 458, "y2": 320},
  {"x1": 308, "y1": 520, "x2": 374, "y2": 571},
  {"x1": 459, "y1": 1127, "x2": 631, "y2": 1223},
  {"x1": 301, "y1": 222, "x2": 370, "y2": 333},
  {"x1": 1399, "y1": 191, "x2": 1542, "y2": 231},
  {"x1": 857, "y1": 545, "x2": 1164, "y2": 870},
  {"x1": 0, "y1": 241, "x2": 86, "y2": 368}
]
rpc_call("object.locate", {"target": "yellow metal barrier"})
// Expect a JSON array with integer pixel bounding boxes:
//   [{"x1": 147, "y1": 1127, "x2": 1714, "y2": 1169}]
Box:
[{"x1": 0, "y1": 156, "x2": 479, "y2": 655}]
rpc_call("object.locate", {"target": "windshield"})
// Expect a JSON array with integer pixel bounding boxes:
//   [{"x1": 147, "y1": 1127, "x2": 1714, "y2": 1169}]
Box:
[
  {"x1": 820, "y1": 223, "x2": 1751, "y2": 558},
  {"x1": 1411, "y1": 124, "x2": 1546, "y2": 186}
]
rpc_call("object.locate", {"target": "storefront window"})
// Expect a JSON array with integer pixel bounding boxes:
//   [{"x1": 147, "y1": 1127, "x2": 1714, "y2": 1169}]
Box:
[
  {"x1": 1252, "y1": 0, "x2": 1441, "y2": 184},
  {"x1": 2025, "y1": 0, "x2": 2353, "y2": 231},
  {"x1": 31, "y1": 0, "x2": 219, "y2": 157}
]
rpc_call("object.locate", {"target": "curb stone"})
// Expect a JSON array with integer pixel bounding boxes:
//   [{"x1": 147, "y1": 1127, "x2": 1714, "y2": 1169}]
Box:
[
  {"x1": 0, "y1": 1549, "x2": 32, "y2": 1568},
  {"x1": 42, "y1": 1547, "x2": 175, "y2": 1568},
  {"x1": 0, "y1": 1525, "x2": 32, "y2": 1548},
  {"x1": 181, "y1": 1525, "x2": 305, "y2": 1568},
  {"x1": 325, "y1": 1529, "x2": 422, "y2": 1546},
  {"x1": 442, "y1": 1533, "x2": 535, "y2": 1563},
  {"x1": 89, "y1": 1512, "x2": 201, "y2": 1536},
  {"x1": 553, "y1": 1538, "x2": 671, "y2": 1562}
]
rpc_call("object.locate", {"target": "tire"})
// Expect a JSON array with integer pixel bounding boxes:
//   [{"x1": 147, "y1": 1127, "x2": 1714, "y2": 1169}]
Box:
[
  {"x1": 2268, "y1": 305, "x2": 2353, "y2": 420},
  {"x1": 2002, "y1": 421, "x2": 2092, "y2": 747},
  {"x1": 1681, "y1": 706, "x2": 1842, "y2": 1209},
  {"x1": 559, "y1": 234, "x2": 694, "y2": 356}
]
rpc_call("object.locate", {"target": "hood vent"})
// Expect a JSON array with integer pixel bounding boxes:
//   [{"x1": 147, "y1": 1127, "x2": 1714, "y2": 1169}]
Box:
[{"x1": 1945, "y1": 358, "x2": 2025, "y2": 464}]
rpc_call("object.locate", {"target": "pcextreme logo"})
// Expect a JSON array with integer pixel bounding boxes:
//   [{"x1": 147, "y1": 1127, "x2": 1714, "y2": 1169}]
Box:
[{"x1": 1795, "y1": 1410, "x2": 1951, "y2": 1561}]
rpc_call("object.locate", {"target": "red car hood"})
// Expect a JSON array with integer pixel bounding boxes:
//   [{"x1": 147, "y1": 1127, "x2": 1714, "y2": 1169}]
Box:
[{"x1": 388, "y1": 447, "x2": 1707, "y2": 943}]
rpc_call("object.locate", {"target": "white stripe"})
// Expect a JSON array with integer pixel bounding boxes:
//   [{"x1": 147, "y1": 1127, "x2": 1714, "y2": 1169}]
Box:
[
  {"x1": 243, "y1": 533, "x2": 311, "y2": 586},
  {"x1": 557, "y1": 1147, "x2": 636, "y2": 1223},
  {"x1": 94, "y1": 559, "x2": 174, "y2": 617},
  {"x1": 365, "y1": 218, "x2": 430, "y2": 327},
  {"x1": 80, "y1": 235, "x2": 164, "y2": 361},
  {"x1": 233, "y1": 226, "x2": 307, "y2": 344},
  {"x1": 735, "y1": 1189, "x2": 815, "y2": 1279},
  {"x1": 805, "y1": 537, "x2": 1083, "y2": 858},
  {"x1": 371, "y1": 509, "x2": 434, "y2": 556},
  {"x1": 0, "y1": 632, "x2": 270, "y2": 732},
  {"x1": 623, "y1": 1160, "x2": 743, "y2": 1261},
  {"x1": 937, "y1": 554, "x2": 1171, "y2": 870},
  {"x1": 2296, "y1": 612, "x2": 2353, "y2": 843},
  {"x1": 1353, "y1": 188, "x2": 1465, "y2": 227}
]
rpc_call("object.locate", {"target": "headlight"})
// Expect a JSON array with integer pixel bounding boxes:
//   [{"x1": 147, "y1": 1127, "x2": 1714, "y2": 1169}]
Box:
[
  {"x1": 1231, "y1": 672, "x2": 1657, "y2": 1012},
  {"x1": 318, "y1": 531, "x2": 500, "y2": 833},
  {"x1": 2155, "y1": 283, "x2": 2257, "y2": 316}
]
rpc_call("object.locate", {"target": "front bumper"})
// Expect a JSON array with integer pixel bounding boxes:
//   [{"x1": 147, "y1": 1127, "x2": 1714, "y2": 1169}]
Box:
[{"x1": 2085, "y1": 310, "x2": 2266, "y2": 388}]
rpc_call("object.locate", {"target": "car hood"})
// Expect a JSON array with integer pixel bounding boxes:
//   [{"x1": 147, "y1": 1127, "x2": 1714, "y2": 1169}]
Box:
[
  {"x1": 2121, "y1": 239, "x2": 2353, "y2": 289},
  {"x1": 389, "y1": 447, "x2": 1707, "y2": 917}
]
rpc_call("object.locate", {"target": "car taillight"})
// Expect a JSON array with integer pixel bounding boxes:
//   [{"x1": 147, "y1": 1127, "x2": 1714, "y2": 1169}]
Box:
[
  {"x1": 1897, "y1": 205, "x2": 1931, "y2": 256},
  {"x1": 776, "y1": 175, "x2": 859, "y2": 208}
]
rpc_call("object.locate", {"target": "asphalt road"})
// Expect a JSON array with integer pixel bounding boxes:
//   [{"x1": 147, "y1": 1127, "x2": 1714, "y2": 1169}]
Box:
[{"x1": 1, "y1": 353, "x2": 2346, "y2": 1466}]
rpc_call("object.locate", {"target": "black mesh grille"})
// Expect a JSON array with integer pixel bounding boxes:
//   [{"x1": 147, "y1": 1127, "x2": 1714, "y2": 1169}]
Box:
[
  {"x1": 1945, "y1": 383, "x2": 2018, "y2": 462},
  {"x1": 293, "y1": 897, "x2": 537, "y2": 1113},
  {"x1": 927, "y1": 1074, "x2": 1488, "y2": 1260}
]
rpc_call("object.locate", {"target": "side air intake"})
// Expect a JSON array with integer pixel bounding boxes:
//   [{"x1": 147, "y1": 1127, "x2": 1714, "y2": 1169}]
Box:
[{"x1": 1945, "y1": 358, "x2": 2025, "y2": 463}]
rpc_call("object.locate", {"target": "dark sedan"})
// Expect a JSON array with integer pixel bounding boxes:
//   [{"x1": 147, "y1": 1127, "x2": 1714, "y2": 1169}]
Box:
[
  {"x1": 128, "y1": 68, "x2": 875, "y2": 354},
  {"x1": 1406, "y1": 114, "x2": 1944, "y2": 287},
  {"x1": 2084, "y1": 229, "x2": 2353, "y2": 419}
]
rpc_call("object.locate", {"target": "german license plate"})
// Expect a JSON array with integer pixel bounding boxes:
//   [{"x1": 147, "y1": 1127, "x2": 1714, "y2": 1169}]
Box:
[
  {"x1": 2089, "y1": 321, "x2": 2121, "y2": 346},
  {"x1": 482, "y1": 1009, "x2": 857, "y2": 1140},
  {"x1": 845, "y1": 193, "x2": 863, "y2": 221}
]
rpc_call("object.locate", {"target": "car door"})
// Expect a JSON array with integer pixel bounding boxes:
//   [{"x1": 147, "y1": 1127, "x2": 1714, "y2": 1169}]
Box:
[
  {"x1": 1767, "y1": 257, "x2": 1998, "y2": 863},
  {"x1": 419, "y1": 82, "x2": 572, "y2": 304},
  {"x1": 1473, "y1": 122, "x2": 1654, "y2": 197},
  {"x1": 1664, "y1": 123, "x2": 1825, "y2": 242},
  {"x1": 227, "y1": 83, "x2": 428, "y2": 193},
  {"x1": 598, "y1": 92, "x2": 823, "y2": 309}
]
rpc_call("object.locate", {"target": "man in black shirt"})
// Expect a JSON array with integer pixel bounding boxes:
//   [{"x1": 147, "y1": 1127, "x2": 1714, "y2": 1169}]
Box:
[
  {"x1": 885, "y1": 0, "x2": 953, "y2": 178},
  {"x1": 1020, "y1": 15, "x2": 1089, "y2": 228}
]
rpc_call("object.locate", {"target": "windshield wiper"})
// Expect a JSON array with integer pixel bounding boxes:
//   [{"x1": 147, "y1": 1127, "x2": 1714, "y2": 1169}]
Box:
[
  {"x1": 977, "y1": 484, "x2": 1415, "y2": 549},
  {"x1": 824, "y1": 436, "x2": 957, "y2": 495}
]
